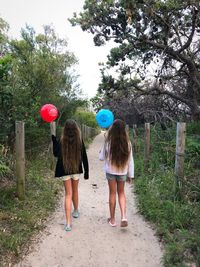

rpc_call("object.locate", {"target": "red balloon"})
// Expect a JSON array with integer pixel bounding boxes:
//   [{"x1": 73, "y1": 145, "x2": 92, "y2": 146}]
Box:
[{"x1": 40, "y1": 104, "x2": 58, "y2": 122}]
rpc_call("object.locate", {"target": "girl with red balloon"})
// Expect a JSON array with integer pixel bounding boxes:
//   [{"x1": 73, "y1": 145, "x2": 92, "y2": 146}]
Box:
[
  {"x1": 40, "y1": 105, "x2": 89, "y2": 232},
  {"x1": 52, "y1": 120, "x2": 89, "y2": 231}
]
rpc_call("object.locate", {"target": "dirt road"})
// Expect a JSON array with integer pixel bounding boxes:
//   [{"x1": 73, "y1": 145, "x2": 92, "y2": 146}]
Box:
[{"x1": 16, "y1": 132, "x2": 163, "y2": 267}]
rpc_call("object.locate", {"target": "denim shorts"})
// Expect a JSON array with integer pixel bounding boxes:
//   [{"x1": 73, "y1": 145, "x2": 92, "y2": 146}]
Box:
[{"x1": 106, "y1": 173, "x2": 127, "y2": 182}]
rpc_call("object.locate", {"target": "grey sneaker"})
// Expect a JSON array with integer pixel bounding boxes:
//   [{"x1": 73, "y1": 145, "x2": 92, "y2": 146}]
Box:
[{"x1": 72, "y1": 210, "x2": 80, "y2": 218}]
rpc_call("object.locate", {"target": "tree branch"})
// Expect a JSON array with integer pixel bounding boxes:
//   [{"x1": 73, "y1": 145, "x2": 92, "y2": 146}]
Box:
[
  {"x1": 135, "y1": 84, "x2": 191, "y2": 107},
  {"x1": 177, "y1": 8, "x2": 198, "y2": 53}
]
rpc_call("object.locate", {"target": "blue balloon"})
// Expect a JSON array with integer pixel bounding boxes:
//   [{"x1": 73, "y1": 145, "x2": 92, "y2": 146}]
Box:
[{"x1": 96, "y1": 109, "x2": 114, "y2": 128}]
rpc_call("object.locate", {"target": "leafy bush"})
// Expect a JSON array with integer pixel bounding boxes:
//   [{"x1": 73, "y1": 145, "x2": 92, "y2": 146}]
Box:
[
  {"x1": 0, "y1": 161, "x2": 11, "y2": 178},
  {"x1": 72, "y1": 108, "x2": 98, "y2": 128},
  {"x1": 186, "y1": 137, "x2": 200, "y2": 159},
  {"x1": 186, "y1": 122, "x2": 200, "y2": 135},
  {"x1": 0, "y1": 145, "x2": 13, "y2": 180}
]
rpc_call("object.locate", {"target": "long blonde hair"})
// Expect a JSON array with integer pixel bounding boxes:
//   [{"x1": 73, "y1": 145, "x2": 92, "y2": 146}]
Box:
[
  {"x1": 60, "y1": 119, "x2": 81, "y2": 173},
  {"x1": 105, "y1": 119, "x2": 130, "y2": 169}
]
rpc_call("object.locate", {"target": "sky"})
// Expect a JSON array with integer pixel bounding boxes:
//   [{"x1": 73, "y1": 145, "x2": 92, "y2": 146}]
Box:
[{"x1": 0, "y1": 0, "x2": 114, "y2": 99}]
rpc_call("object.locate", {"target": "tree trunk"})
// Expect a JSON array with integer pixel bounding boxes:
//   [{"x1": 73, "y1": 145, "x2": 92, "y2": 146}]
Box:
[
  {"x1": 16, "y1": 121, "x2": 25, "y2": 200},
  {"x1": 187, "y1": 68, "x2": 200, "y2": 121}
]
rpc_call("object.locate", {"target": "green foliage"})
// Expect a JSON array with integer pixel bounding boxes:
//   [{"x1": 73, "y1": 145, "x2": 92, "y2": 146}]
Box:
[
  {"x1": 0, "y1": 52, "x2": 14, "y2": 132},
  {"x1": 91, "y1": 92, "x2": 108, "y2": 112},
  {"x1": 186, "y1": 122, "x2": 200, "y2": 135},
  {"x1": 0, "y1": 54, "x2": 12, "y2": 80},
  {"x1": 0, "y1": 155, "x2": 62, "y2": 265},
  {"x1": 72, "y1": 108, "x2": 98, "y2": 128},
  {"x1": 0, "y1": 17, "x2": 9, "y2": 55},
  {"x1": 133, "y1": 123, "x2": 200, "y2": 266},
  {"x1": 0, "y1": 144, "x2": 14, "y2": 180},
  {"x1": 0, "y1": 161, "x2": 11, "y2": 178},
  {"x1": 186, "y1": 137, "x2": 200, "y2": 159},
  {"x1": 185, "y1": 122, "x2": 200, "y2": 166}
]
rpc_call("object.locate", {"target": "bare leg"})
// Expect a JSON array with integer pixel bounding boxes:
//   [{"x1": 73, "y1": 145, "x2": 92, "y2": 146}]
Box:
[
  {"x1": 108, "y1": 179, "x2": 117, "y2": 225},
  {"x1": 63, "y1": 179, "x2": 72, "y2": 226},
  {"x1": 117, "y1": 180, "x2": 127, "y2": 220},
  {"x1": 72, "y1": 179, "x2": 79, "y2": 211}
]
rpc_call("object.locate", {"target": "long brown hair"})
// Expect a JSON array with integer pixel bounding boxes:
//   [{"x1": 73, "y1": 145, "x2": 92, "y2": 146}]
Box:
[
  {"x1": 61, "y1": 119, "x2": 81, "y2": 173},
  {"x1": 105, "y1": 119, "x2": 130, "y2": 169}
]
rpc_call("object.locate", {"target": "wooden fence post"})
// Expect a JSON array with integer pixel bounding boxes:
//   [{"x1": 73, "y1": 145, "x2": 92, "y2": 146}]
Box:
[
  {"x1": 16, "y1": 121, "x2": 25, "y2": 200},
  {"x1": 175, "y1": 122, "x2": 186, "y2": 198},
  {"x1": 144, "y1": 123, "x2": 150, "y2": 170}
]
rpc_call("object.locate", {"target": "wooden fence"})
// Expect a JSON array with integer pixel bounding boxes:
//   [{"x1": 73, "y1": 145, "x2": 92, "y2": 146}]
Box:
[
  {"x1": 132, "y1": 122, "x2": 186, "y2": 198},
  {"x1": 132, "y1": 122, "x2": 186, "y2": 173}
]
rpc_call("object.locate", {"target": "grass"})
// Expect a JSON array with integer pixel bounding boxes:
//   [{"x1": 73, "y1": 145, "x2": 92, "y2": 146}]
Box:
[
  {"x1": 0, "y1": 155, "x2": 62, "y2": 266},
  {"x1": 132, "y1": 123, "x2": 200, "y2": 267}
]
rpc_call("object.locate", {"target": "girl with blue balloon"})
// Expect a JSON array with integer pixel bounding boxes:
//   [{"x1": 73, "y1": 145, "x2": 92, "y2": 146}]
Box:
[{"x1": 99, "y1": 119, "x2": 134, "y2": 228}]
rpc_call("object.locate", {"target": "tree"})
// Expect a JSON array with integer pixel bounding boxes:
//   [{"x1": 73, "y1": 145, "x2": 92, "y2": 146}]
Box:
[
  {"x1": 0, "y1": 17, "x2": 9, "y2": 55},
  {"x1": 0, "y1": 18, "x2": 14, "y2": 137},
  {"x1": 7, "y1": 25, "x2": 78, "y2": 124},
  {"x1": 70, "y1": 0, "x2": 200, "y2": 121},
  {"x1": 0, "y1": 22, "x2": 85, "y2": 149}
]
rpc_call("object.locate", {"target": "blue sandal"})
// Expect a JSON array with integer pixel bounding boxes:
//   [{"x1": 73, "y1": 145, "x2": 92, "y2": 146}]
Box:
[
  {"x1": 65, "y1": 225, "x2": 72, "y2": 231},
  {"x1": 72, "y1": 210, "x2": 80, "y2": 218}
]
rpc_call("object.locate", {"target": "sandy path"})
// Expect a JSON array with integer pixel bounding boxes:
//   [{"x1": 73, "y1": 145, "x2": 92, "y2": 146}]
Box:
[{"x1": 16, "y1": 133, "x2": 163, "y2": 267}]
